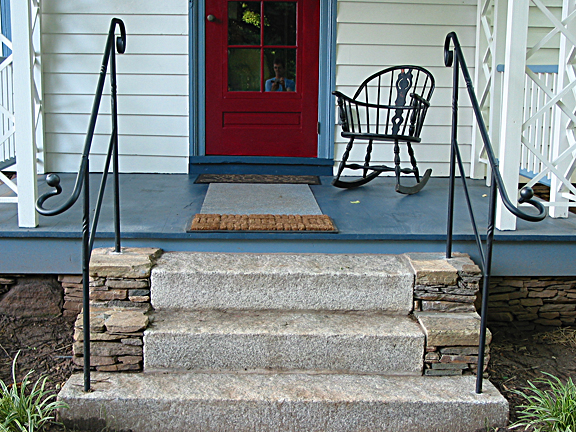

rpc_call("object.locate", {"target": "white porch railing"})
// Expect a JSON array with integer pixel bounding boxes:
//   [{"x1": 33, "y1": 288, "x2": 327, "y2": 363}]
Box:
[
  {"x1": 0, "y1": 32, "x2": 17, "y2": 204},
  {"x1": 519, "y1": 66, "x2": 558, "y2": 187},
  {"x1": 473, "y1": 0, "x2": 576, "y2": 230}
]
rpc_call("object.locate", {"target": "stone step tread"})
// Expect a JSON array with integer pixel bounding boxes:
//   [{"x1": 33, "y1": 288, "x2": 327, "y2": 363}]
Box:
[
  {"x1": 144, "y1": 310, "x2": 424, "y2": 374},
  {"x1": 60, "y1": 372, "x2": 508, "y2": 432},
  {"x1": 147, "y1": 309, "x2": 424, "y2": 337},
  {"x1": 153, "y1": 252, "x2": 413, "y2": 276},
  {"x1": 151, "y1": 252, "x2": 414, "y2": 312}
]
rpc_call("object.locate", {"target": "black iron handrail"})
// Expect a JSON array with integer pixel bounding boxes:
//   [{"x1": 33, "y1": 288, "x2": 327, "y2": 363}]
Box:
[
  {"x1": 36, "y1": 18, "x2": 126, "y2": 392},
  {"x1": 443, "y1": 32, "x2": 546, "y2": 394}
]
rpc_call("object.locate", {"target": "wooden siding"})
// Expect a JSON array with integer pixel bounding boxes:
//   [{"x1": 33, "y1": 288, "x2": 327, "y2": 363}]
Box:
[
  {"x1": 42, "y1": 0, "x2": 189, "y2": 173},
  {"x1": 334, "y1": 0, "x2": 477, "y2": 177},
  {"x1": 40, "y1": 0, "x2": 562, "y2": 175}
]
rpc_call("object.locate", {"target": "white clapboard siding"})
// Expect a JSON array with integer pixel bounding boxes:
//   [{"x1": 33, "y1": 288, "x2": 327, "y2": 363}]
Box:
[
  {"x1": 45, "y1": 134, "x2": 188, "y2": 157},
  {"x1": 525, "y1": 1, "x2": 562, "y2": 64},
  {"x1": 46, "y1": 153, "x2": 188, "y2": 174},
  {"x1": 44, "y1": 54, "x2": 188, "y2": 75},
  {"x1": 43, "y1": 35, "x2": 188, "y2": 56},
  {"x1": 45, "y1": 95, "x2": 189, "y2": 116},
  {"x1": 45, "y1": 114, "x2": 188, "y2": 137},
  {"x1": 334, "y1": 0, "x2": 477, "y2": 176},
  {"x1": 42, "y1": 14, "x2": 188, "y2": 36},
  {"x1": 42, "y1": 0, "x2": 189, "y2": 173}
]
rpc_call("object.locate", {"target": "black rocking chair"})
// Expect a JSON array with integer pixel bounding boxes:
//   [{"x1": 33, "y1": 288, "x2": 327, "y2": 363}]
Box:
[{"x1": 332, "y1": 65, "x2": 435, "y2": 194}]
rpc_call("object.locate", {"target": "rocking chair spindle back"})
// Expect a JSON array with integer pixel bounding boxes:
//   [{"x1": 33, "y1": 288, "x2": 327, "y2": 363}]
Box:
[{"x1": 332, "y1": 65, "x2": 435, "y2": 194}]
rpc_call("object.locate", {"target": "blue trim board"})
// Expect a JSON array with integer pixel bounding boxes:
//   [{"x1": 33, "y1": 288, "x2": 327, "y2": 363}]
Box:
[
  {"x1": 519, "y1": 168, "x2": 552, "y2": 187},
  {"x1": 1, "y1": 0, "x2": 11, "y2": 57},
  {"x1": 2, "y1": 236, "x2": 576, "y2": 277},
  {"x1": 316, "y1": 0, "x2": 337, "y2": 160},
  {"x1": 189, "y1": 156, "x2": 334, "y2": 175},
  {"x1": 497, "y1": 64, "x2": 559, "y2": 74},
  {"x1": 0, "y1": 156, "x2": 15, "y2": 171}
]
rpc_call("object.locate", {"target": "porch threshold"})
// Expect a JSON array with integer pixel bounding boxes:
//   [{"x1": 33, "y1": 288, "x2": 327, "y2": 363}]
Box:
[{"x1": 189, "y1": 156, "x2": 333, "y2": 175}]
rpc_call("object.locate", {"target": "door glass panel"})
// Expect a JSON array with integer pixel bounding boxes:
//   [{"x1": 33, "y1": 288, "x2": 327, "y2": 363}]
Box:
[
  {"x1": 228, "y1": 2, "x2": 261, "y2": 45},
  {"x1": 264, "y1": 48, "x2": 296, "y2": 91},
  {"x1": 228, "y1": 48, "x2": 261, "y2": 91},
  {"x1": 263, "y1": 2, "x2": 297, "y2": 46}
]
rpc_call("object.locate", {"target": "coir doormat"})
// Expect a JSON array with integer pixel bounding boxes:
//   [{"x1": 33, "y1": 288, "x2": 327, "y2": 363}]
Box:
[
  {"x1": 188, "y1": 214, "x2": 337, "y2": 232},
  {"x1": 195, "y1": 174, "x2": 321, "y2": 185}
]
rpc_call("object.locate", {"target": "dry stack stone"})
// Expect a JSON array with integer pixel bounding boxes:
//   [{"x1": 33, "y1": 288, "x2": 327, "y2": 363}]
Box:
[
  {"x1": 406, "y1": 253, "x2": 487, "y2": 376},
  {"x1": 72, "y1": 247, "x2": 162, "y2": 372},
  {"x1": 488, "y1": 277, "x2": 576, "y2": 330},
  {"x1": 0, "y1": 276, "x2": 17, "y2": 296},
  {"x1": 60, "y1": 275, "x2": 83, "y2": 319}
]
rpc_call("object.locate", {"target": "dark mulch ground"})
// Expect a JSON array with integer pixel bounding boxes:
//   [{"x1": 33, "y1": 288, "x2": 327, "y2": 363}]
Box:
[
  {"x1": 0, "y1": 313, "x2": 575, "y2": 431},
  {"x1": 487, "y1": 324, "x2": 576, "y2": 431}
]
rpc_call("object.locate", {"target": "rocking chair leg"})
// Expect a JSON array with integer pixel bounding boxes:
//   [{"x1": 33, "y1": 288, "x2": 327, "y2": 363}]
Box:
[
  {"x1": 406, "y1": 142, "x2": 420, "y2": 182},
  {"x1": 393, "y1": 139, "x2": 402, "y2": 186},
  {"x1": 363, "y1": 140, "x2": 374, "y2": 179},
  {"x1": 334, "y1": 137, "x2": 354, "y2": 181}
]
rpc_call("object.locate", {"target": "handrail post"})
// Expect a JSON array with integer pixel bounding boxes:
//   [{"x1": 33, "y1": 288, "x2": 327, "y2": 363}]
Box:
[
  {"x1": 35, "y1": 18, "x2": 127, "y2": 393},
  {"x1": 82, "y1": 158, "x2": 91, "y2": 392},
  {"x1": 444, "y1": 32, "x2": 546, "y2": 394},
  {"x1": 110, "y1": 40, "x2": 121, "y2": 253},
  {"x1": 446, "y1": 50, "x2": 459, "y2": 259},
  {"x1": 476, "y1": 179, "x2": 497, "y2": 394}
]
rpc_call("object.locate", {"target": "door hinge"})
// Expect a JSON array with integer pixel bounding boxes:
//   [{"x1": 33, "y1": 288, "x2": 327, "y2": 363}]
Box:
[{"x1": 317, "y1": 122, "x2": 321, "y2": 134}]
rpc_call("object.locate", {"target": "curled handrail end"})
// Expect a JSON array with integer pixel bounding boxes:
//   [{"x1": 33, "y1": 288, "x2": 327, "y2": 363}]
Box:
[
  {"x1": 112, "y1": 18, "x2": 127, "y2": 54},
  {"x1": 444, "y1": 33, "x2": 455, "y2": 67},
  {"x1": 500, "y1": 185, "x2": 547, "y2": 222},
  {"x1": 518, "y1": 186, "x2": 534, "y2": 203},
  {"x1": 517, "y1": 186, "x2": 547, "y2": 221},
  {"x1": 35, "y1": 173, "x2": 77, "y2": 216}
]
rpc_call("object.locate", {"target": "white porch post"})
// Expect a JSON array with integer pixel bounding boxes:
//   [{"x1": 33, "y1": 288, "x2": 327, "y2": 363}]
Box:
[
  {"x1": 549, "y1": 0, "x2": 575, "y2": 218},
  {"x1": 11, "y1": 0, "x2": 38, "y2": 227},
  {"x1": 471, "y1": 0, "x2": 507, "y2": 181},
  {"x1": 495, "y1": 0, "x2": 529, "y2": 231}
]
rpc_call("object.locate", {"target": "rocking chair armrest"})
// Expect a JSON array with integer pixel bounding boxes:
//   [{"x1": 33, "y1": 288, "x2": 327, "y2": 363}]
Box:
[
  {"x1": 332, "y1": 90, "x2": 352, "y2": 102},
  {"x1": 410, "y1": 93, "x2": 431, "y2": 107}
]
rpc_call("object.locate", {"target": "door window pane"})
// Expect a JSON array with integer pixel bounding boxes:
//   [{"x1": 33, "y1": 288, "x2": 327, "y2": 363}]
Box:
[
  {"x1": 264, "y1": 48, "x2": 296, "y2": 91},
  {"x1": 228, "y1": 2, "x2": 261, "y2": 45},
  {"x1": 228, "y1": 48, "x2": 261, "y2": 91},
  {"x1": 264, "y1": 2, "x2": 296, "y2": 46}
]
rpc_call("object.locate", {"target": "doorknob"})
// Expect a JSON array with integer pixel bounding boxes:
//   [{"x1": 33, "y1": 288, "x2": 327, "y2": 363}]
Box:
[{"x1": 207, "y1": 14, "x2": 216, "y2": 22}]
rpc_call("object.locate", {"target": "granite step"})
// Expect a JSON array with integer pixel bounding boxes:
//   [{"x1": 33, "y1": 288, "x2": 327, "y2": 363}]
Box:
[
  {"x1": 150, "y1": 252, "x2": 415, "y2": 313},
  {"x1": 59, "y1": 372, "x2": 508, "y2": 432},
  {"x1": 143, "y1": 310, "x2": 425, "y2": 375}
]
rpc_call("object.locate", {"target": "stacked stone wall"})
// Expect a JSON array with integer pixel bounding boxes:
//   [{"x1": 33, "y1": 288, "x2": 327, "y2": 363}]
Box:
[
  {"x1": 71, "y1": 248, "x2": 161, "y2": 373},
  {"x1": 407, "y1": 253, "x2": 488, "y2": 376},
  {"x1": 0, "y1": 276, "x2": 17, "y2": 297},
  {"x1": 488, "y1": 277, "x2": 576, "y2": 330}
]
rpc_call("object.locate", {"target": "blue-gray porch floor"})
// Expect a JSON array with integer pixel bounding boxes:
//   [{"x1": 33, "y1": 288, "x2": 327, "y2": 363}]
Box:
[{"x1": 1, "y1": 173, "x2": 575, "y2": 276}]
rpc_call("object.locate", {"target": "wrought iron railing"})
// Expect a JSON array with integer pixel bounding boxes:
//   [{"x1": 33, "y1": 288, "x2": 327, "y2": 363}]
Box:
[
  {"x1": 443, "y1": 32, "x2": 546, "y2": 394},
  {"x1": 35, "y1": 18, "x2": 126, "y2": 392}
]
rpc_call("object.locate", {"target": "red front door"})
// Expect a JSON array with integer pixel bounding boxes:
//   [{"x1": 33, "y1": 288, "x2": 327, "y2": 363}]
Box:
[{"x1": 205, "y1": 0, "x2": 320, "y2": 157}]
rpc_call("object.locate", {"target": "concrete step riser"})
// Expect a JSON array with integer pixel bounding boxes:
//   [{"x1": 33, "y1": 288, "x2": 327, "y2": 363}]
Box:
[
  {"x1": 144, "y1": 311, "x2": 425, "y2": 375},
  {"x1": 150, "y1": 252, "x2": 415, "y2": 313},
  {"x1": 59, "y1": 372, "x2": 509, "y2": 432}
]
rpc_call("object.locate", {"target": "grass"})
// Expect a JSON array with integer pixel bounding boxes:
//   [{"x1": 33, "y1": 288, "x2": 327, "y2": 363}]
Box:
[
  {"x1": 511, "y1": 372, "x2": 576, "y2": 432},
  {"x1": 0, "y1": 352, "x2": 68, "y2": 432}
]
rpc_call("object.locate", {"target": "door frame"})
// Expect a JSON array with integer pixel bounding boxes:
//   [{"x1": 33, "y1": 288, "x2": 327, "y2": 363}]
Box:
[{"x1": 188, "y1": 0, "x2": 336, "y2": 164}]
